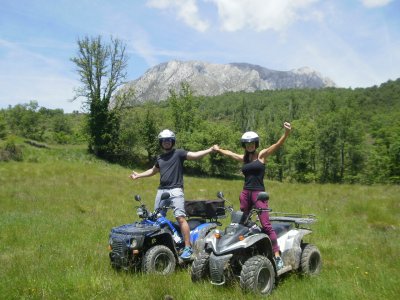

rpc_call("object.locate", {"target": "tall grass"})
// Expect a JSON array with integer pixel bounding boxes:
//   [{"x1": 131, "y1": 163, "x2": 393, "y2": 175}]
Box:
[{"x1": 0, "y1": 143, "x2": 399, "y2": 299}]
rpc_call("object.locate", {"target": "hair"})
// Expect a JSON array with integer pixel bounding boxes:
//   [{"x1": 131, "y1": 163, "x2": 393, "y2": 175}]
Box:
[{"x1": 243, "y1": 150, "x2": 258, "y2": 163}]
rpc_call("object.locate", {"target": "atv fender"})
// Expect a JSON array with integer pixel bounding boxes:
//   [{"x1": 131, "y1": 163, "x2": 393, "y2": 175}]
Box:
[
  {"x1": 147, "y1": 230, "x2": 178, "y2": 256},
  {"x1": 191, "y1": 223, "x2": 218, "y2": 253},
  {"x1": 214, "y1": 234, "x2": 273, "y2": 257},
  {"x1": 279, "y1": 228, "x2": 312, "y2": 270}
]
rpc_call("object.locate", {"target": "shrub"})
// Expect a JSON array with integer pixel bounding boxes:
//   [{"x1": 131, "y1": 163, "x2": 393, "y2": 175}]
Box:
[
  {"x1": 0, "y1": 138, "x2": 23, "y2": 161},
  {"x1": 0, "y1": 113, "x2": 7, "y2": 139}
]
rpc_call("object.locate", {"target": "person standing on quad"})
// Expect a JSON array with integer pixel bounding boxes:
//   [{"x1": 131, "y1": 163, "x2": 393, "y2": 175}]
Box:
[
  {"x1": 215, "y1": 122, "x2": 292, "y2": 270},
  {"x1": 129, "y1": 129, "x2": 217, "y2": 260}
]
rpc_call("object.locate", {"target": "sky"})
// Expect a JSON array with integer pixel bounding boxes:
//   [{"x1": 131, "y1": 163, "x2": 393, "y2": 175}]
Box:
[{"x1": 0, "y1": 0, "x2": 399, "y2": 113}]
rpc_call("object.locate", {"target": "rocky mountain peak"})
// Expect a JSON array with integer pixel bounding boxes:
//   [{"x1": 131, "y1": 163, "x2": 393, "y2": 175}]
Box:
[{"x1": 121, "y1": 60, "x2": 336, "y2": 102}]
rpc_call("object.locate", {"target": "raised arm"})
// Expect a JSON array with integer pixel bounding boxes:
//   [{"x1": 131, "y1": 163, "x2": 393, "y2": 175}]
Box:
[
  {"x1": 129, "y1": 165, "x2": 159, "y2": 180},
  {"x1": 215, "y1": 145, "x2": 244, "y2": 162},
  {"x1": 259, "y1": 122, "x2": 291, "y2": 160},
  {"x1": 187, "y1": 145, "x2": 217, "y2": 160}
]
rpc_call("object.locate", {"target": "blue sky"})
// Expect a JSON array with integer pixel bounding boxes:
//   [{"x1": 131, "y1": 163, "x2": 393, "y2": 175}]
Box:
[{"x1": 1, "y1": 0, "x2": 399, "y2": 113}]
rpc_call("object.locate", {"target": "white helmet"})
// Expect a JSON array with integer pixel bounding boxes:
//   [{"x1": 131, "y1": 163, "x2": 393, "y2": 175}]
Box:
[
  {"x1": 158, "y1": 129, "x2": 176, "y2": 146},
  {"x1": 241, "y1": 131, "x2": 259, "y2": 148}
]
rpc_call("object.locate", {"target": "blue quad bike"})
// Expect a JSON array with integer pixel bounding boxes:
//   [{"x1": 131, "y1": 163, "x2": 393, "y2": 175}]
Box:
[
  {"x1": 108, "y1": 192, "x2": 226, "y2": 275},
  {"x1": 191, "y1": 191, "x2": 322, "y2": 296}
]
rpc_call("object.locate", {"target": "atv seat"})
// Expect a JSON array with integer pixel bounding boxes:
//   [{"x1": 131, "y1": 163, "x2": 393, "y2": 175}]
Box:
[
  {"x1": 272, "y1": 222, "x2": 293, "y2": 238},
  {"x1": 173, "y1": 218, "x2": 206, "y2": 231}
]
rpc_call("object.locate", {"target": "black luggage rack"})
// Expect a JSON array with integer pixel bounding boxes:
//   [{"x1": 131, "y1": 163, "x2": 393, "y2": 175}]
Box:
[{"x1": 184, "y1": 199, "x2": 226, "y2": 219}]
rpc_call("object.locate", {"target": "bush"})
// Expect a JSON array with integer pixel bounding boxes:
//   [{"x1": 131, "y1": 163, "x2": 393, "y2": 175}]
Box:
[
  {"x1": 0, "y1": 113, "x2": 7, "y2": 139},
  {"x1": 0, "y1": 138, "x2": 23, "y2": 161}
]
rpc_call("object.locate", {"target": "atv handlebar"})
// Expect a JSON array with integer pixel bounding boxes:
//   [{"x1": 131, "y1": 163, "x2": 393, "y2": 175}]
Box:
[
  {"x1": 250, "y1": 207, "x2": 272, "y2": 214},
  {"x1": 135, "y1": 193, "x2": 175, "y2": 220}
]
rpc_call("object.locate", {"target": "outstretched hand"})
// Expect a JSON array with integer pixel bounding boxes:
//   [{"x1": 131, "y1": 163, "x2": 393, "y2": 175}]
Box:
[
  {"x1": 129, "y1": 171, "x2": 139, "y2": 180},
  {"x1": 284, "y1": 122, "x2": 292, "y2": 132}
]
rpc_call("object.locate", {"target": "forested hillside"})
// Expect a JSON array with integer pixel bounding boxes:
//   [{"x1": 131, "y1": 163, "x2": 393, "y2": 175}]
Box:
[
  {"x1": 195, "y1": 79, "x2": 400, "y2": 184},
  {"x1": 1, "y1": 78, "x2": 399, "y2": 184}
]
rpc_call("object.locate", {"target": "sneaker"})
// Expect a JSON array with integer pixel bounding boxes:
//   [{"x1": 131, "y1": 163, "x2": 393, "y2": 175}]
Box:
[
  {"x1": 275, "y1": 256, "x2": 284, "y2": 271},
  {"x1": 180, "y1": 246, "x2": 193, "y2": 260}
]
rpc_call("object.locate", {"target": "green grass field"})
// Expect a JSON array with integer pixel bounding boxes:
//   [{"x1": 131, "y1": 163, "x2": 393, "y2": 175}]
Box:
[{"x1": 0, "y1": 143, "x2": 399, "y2": 299}]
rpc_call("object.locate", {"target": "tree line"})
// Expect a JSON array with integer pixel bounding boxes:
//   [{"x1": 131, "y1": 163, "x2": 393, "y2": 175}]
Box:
[{"x1": 1, "y1": 78, "x2": 399, "y2": 185}]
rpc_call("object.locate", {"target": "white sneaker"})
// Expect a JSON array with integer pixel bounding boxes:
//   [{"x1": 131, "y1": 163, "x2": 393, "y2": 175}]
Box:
[{"x1": 275, "y1": 256, "x2": 284, "y2": 270}]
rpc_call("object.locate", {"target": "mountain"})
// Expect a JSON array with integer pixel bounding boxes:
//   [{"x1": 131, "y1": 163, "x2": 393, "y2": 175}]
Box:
[{"x1": 121, "y1": 60, "x2": 336, "y2": 102}]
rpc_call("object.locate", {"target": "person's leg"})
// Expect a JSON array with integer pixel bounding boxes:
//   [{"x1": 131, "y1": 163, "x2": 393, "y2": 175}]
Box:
[
  {"x1": 154, "y1": 189, "x2": 162, "y2": 209},
  {"x1": 154, "y1": 189, "x2": 166, "y2": 215},
  {"x1": 170, "y1": 188, "x2": 192, "y2": 259},
  {"x1": 176, "y1": 216, "x2": 190, "y2": 247},
  {"x1": 239, "y1": 189, "x2": 251, "y2": 213},
  {"x1": 250, "y1": 191, "x2": 280, "y2": 256}
]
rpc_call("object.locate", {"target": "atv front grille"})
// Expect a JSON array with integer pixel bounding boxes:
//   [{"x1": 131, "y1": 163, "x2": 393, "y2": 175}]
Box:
[
  {"x1": 110, "y1": 239, "x2": 129, "y2": 269},
  {"x1": 114, "y1": 239, "x2": 126, "y2": 252}
]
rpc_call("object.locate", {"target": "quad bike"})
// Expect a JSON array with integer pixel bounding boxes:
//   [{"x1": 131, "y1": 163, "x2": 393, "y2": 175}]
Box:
[
  {"x1": 191, "y1": 191, "x2": 322, "y2": 296},
  {"x1": 108, "y1": 192, "x2": 226, "y2": 275}
]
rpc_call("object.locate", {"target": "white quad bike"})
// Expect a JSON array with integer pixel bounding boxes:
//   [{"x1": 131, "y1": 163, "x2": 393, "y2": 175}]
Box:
[{"x1": 191, "y1": 191, "x2": 322, "y2": 296}]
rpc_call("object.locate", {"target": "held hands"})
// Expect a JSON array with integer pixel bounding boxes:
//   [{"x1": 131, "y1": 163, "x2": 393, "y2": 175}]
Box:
[{"x1": 212, "y1": 145, "x2": 220, "y2": 152}]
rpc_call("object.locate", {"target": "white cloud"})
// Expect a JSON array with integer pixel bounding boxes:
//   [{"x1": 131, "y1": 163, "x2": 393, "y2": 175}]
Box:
[
  {"x1": 147, "y1": 0, "x2": 209, "y2": 32},
  {"x1": 209, "y1": 0, "x2": 319, "y2": 32},
  {"x1": 148, "y1": 0, "x2": 321, "y2": 32},
  {"x1": 360, "y1": 0, "x2": 393, "y2": 8}
]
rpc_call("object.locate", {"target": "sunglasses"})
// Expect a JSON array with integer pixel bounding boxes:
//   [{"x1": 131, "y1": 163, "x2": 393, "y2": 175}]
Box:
[
  {"x1": 245, "y1": 142, "x2": 255, "y2": 146},
  {"x1": 161, "y1": 138, "x2": 173, "y2": 143}
]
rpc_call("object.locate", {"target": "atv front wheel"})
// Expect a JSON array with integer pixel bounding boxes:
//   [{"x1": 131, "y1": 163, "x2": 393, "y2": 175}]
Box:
[
  {"x1": 240, "y1": 255, "x2": 275, "y2": 295},
  {"x1": 142, "y1": 245, "x2": 176, "y2": 275},
  {"x1": 191, "y1": 252, "x2": 210, "y2": 282},
  {"x1": 300, "y1": 244, "x2": 322, "y2": 275}
]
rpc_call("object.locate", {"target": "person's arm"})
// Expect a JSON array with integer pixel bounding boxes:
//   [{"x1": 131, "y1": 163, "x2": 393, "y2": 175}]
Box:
[
  {"x1": 187, "y1": 145, "x2": 216, "y2": 161},
  {"x1": 259, "y1": 122, "x2": 291, "y2": 159},
  {"x1": 215, "y1": 145, "x2": 243, "y2": 162},
  {"x1": 129, "y1": 165, "x2": 159, "y2": 180}
]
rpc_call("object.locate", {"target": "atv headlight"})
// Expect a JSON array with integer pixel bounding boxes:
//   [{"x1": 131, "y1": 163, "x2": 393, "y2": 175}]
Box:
[
  {"x1": 130, "y1": 238, "x2": 138, "y2": 249},
  {"x1": 108, "y1": 237, "x2": 113, "y2": 246}
]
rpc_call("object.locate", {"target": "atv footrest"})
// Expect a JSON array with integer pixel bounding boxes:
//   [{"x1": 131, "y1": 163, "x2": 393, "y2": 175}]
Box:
[{"x1": 277, "y1": 265, "x2": 292, "y2": 276}]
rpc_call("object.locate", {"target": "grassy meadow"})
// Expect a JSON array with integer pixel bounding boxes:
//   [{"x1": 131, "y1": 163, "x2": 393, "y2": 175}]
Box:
[{"x1": 0, "y1": 142, "x2": 399, "y2": 299}]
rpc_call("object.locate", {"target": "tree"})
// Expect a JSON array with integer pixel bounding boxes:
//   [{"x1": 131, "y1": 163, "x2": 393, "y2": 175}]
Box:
[
  {"x1": 140, "y1": 107, "x2": 159, "y2": 165},
  {"x1": 5, "y1": 101, "x2": 44, "y2": 141},
  {"x1": 168, "y1": 82, "x2": 198, "y2": 134},
  {"x1": 316, "y1": 113, "x2": 341, "y2": 183},
  {"x1": 287, "y1": 119, "x2": 317, "y2": 183},
  {"x1": 71, "y1": 35, "x2": 128, "y2": 159},
  {"x1": 0, "y1": 111, "x2": 7, "y2": 139}
]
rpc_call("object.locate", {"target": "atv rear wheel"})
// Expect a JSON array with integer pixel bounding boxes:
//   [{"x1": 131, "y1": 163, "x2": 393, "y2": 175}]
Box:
[
  {"x1": 191, "y1": 252, "x2": 210, "y2": 282},
  {"x1": 142, "y1": 245, "x2": 176, "y2": 275},
  {"x1": 300, "y1": 244, "x2": 322, "y2": 275},
  {"x1": 240, "y1": 255, "x2": 275, "y2": 295}
]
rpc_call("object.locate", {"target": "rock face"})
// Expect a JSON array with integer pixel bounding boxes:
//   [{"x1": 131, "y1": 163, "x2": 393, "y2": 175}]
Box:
[{"x1": 122, "y1": 60, "x2": 336, "y2": 102}]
